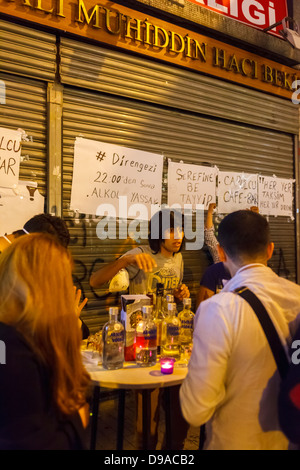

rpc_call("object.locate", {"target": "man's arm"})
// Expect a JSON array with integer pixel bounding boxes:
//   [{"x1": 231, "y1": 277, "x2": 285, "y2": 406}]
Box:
[
  {"x1": 180, "y1": 297, "x2": 232, "y2": 427},
  {"x1": 204, "y1": 203, "x2": 220, "y2": 263},
  {"x1": 90, "y1": 252, "x2": 157, "y2": 288},
  {"x1": 195, "y1": 285, "x2": 214, "y2": 310}
]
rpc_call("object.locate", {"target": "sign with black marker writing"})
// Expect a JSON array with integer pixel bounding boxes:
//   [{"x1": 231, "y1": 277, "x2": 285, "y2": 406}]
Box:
[
  {"x1": 218, "y1": 171, "x2": 258, "y2": 213},
  {"x1": 0, "y1": 181, "x2": 45, "y2": 236},
  {"x1": 167, "y1": 161, "x2": 217, "y2": 210},
  {"x1": 0, "y1": 127, "x2": 22, "y2": 188},
  {"x1": 70, "y1": 138, "x2": 163, "y2": 218},
  {"x1": 258, "y1": 175, "x2": 294, "y2": 217}
]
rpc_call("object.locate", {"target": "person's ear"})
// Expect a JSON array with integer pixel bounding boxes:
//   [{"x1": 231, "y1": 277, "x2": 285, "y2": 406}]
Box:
[
  {"x1": 266, "y1": 242, "x2": 274, "y2": 260},
  {"x1": 217, "y1": 244, "x2": 227, "y2": 262}
]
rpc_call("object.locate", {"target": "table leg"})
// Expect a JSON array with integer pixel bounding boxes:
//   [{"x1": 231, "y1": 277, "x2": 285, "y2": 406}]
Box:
[
  {"x1": 199, "y1": 424, "x2": 206, "y2": 450},
  {"x1": 117, "y1": 390, "x2": 125, "y2": 450},
  {"x1": 90, "y1": 385, "x2": 100, "y2": 450},
  {"x1": 164, "y1": 388, "x2": 172, "y2": 449},
  {"x1": 142, "y1": 389, "x2": 150, "y2": 450}
]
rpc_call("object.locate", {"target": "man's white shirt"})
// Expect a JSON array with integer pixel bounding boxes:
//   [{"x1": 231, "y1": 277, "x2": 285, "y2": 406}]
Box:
[{"x1": 180, "y1": 264, "x2": 300, "y2": 450}]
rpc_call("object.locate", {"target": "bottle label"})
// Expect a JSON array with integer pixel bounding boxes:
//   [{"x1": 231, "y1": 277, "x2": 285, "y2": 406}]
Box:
[
  {"x1": 143, "y1": 328, "x2": 157, "y2": 340},
  {"x1": 110, "y1": 331, "x2": 124, "y2": 343},
  {"x1": 180, "y1": 319, "x2": 193, "y2": 330},
  {"x1": 167, "y1": 325, "x2": 179, "y2": 336},
  {"x1": 136, "y1": 329, "x2": 157, "y2": 349}
]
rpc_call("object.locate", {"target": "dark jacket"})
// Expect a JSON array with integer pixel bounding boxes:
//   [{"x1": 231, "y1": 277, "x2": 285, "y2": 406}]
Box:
[{"x1": 0, "y1": 322, "x2": 86, "y2": 450}]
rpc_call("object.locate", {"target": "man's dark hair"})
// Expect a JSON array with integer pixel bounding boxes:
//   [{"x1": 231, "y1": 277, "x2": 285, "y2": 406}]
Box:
[
  {"x1": 23, "y1": 214, "x2": 70, "y2": 248},
  {"x1": 148, "y1": 208, "x2": 185, "y2": 254},
  {"x1": 217, "y1": 210, "x2": 270, "y2": 262}
]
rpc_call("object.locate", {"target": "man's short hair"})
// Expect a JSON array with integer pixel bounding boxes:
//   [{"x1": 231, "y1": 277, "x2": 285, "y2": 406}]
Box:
[
  {"x1": 148, "y1": 208, "x2": 185, "y2": 254},
  {"x1": 217, "y1": 210, "x2": 270, "y2": 262},
  {"x1": 23, "y1": 214, "x2": 70, "y2": 248}
]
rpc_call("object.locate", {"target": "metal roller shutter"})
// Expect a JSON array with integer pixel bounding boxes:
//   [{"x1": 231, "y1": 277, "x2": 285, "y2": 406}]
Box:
[
  {"x1": 60, "y1": 37, "x2": 299, "y2": 134},
  {"x1": 0, "y1": 72, "x2": 48, "y2": 198},
  {"x1": 62, "y1": 87, "x2": 296, "y2": 333},
  {"x1": 0, "y1": 19, "x2": 57, "y2": 81}
]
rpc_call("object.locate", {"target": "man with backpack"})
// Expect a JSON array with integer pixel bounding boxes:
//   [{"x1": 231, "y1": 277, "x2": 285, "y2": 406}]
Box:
[{"x1": 180, "y1": 210, "x2": 300, "y2": 450}]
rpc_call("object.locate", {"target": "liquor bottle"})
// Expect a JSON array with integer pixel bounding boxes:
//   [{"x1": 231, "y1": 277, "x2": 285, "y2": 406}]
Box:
[
  {"x1": 136, "y1": 305, "x2": 157, "y2": 367},
  {"x1": 178, "y1": 298, "x2": 194, "y2": 365},
  {"x1": 153, "y1": 283, "x2": 165, "y2": 356},
  {"x1": 161, "y1": 302, "x2": 181, "y2": 361},
  {"x1": 102, "y1": 307, "x2": 124, "y2": 370}
]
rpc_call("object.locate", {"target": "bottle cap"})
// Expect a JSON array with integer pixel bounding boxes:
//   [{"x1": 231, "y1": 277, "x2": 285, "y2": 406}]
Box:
[
  {"x1": 166, "y1": 294, "x2": 174, "y2": 302},
  {"x1": 142, "y1": 305, "x2": 153, "y2": 315},
  {"x1": 183, "y1": 298, "x2": 191, "y2": 306},
  {"x1": 109, "y1": 307, "x2": 119, "y2": 316},
  {"x1": 168, "y1": 302, "x2": 176, "y2": 311}
]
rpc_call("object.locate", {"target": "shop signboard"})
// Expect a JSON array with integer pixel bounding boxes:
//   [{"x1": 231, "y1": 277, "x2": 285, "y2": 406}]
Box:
[{"x1": 186, "y1": 0, "x2": 288, "y2": 37}]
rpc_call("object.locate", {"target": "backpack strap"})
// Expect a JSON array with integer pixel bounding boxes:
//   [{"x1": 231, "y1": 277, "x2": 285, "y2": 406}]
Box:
[{"x1": 234, "y1": 286, "x2": 290, "y2": 380}]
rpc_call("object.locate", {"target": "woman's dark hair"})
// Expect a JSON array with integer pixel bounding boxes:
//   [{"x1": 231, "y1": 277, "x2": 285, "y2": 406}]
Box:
[
  {"x1": 23, "y1": 214, "x2": 70, "y2": 248},
  {"x1": 148, "y1": 209, "x2": 185, "y2": 254},
  {"x1": 217, "y1": 210, "x2": 270, "y2": 262}
]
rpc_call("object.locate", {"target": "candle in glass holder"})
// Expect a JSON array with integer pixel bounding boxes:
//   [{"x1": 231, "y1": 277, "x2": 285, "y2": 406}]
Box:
[{"x1": 160, "y1": 357, "x2": 175, "y2": 374}]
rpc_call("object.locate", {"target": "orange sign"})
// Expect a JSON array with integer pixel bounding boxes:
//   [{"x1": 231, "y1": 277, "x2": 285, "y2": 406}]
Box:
[{"x1": 0, "y1": 0, "x2": 299, "y2": 99}]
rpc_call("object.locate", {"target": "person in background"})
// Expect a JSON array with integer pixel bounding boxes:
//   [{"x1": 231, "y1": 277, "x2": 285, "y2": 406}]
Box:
[
  {"x1": 90, "y1": 208, "x2": 190, "y2": 449},
  {"x1": 180, "y1": 210, "x2": 300, "y2": 450},
  {"x1": 0, "y1": 214, "x2": 89, "y2": 339},
  {"x1": 196, "y1": 204, "x2": 259, "y2": 309},
  {"x1": 0, "y1": 233, "x2": 91, "y2": 449}
]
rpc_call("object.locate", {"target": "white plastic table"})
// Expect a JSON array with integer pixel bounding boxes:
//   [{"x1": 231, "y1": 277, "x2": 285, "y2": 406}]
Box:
[{"x1": 82, "y1": 351, "x2": 188, "y2": 450}]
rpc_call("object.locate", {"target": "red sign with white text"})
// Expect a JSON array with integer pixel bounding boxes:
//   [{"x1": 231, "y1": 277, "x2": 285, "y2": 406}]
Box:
[{"x1": 187, "y1": 0, "x2": 288, "y2": 37}]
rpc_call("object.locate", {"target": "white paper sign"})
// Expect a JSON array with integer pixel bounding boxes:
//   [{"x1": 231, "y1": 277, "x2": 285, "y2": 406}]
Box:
[
  {"x1": 218, "y1": 171, "x2": 258, "y2": 213},
  {"x1": 258, "y1": 175, "x2": 294, "y2": 217},
  {"x1": 167, "y1": 161, "x2": 217, "y2": 209},
  {"x1": 70, "y1": 138, "x2": 163, "y2": 219},
  {"x1": 0, "y1": 127, "x2": 22, "y2": 188},
  {"x1": 0, "y1": 181, "x2": 45, "y2": 235}
]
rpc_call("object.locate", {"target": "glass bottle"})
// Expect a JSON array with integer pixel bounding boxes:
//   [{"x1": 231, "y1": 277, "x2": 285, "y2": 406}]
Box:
[
  {"x1": 161, "y1": 302, "x2": 181, "y2": 361},
  {"x1": 102, "y1": 307, "x2": 124, "y2": 370},
  {"x1": 178, "y1": 298, "x2": 195, "y2": 365},
  {"x1": 153, "y1": 283, "x2": 165, "y2": 356},
  {"x1": 136, "y1": 305, "x2": 157, "y2": 367}
]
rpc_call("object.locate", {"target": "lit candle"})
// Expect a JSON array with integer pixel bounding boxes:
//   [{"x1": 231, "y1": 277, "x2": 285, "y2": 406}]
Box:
[{"x1": 160, "y1": 358, "x2": 175, "y2": 374}]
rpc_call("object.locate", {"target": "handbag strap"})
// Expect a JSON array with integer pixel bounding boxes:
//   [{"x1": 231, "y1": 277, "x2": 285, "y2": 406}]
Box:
[{"x1": 234, "y1": 286, "x2": 289, "y2": 379}]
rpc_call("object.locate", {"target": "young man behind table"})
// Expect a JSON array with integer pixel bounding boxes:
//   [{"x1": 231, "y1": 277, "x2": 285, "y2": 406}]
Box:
[{"x1": 90, "y1": 208, "x2": 191, "y2": 449}]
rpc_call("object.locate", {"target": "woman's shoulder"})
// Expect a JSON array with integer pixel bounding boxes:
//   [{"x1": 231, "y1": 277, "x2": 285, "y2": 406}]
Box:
[{"x1": 0, "y1": 322, "x2": 34, "y2": 358}]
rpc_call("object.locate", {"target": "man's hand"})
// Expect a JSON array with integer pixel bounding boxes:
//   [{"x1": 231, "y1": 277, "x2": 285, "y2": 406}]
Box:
[
  {"x1": 205, "y1": 203, "x2": 217, "y2": 229},
  {"x1": 124, "y1": 252, "x2": 157, "y2": 273},
  {"x1": 173, "y1": 284, "x2": 190, "y2": 302},
  {"x1": 74, "y1": 287, "x2": 88, "y2": 317}
]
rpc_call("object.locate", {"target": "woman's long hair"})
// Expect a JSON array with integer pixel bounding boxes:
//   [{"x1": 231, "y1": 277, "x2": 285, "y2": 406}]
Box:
[{"x1": 0, "y1": 232, "x2": 90, "y2": 416}]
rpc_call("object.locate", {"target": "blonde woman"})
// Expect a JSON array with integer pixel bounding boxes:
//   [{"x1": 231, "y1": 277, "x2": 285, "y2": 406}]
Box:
[{"x1": 0, "y1": 233, "x2": 91, "y2": 449}]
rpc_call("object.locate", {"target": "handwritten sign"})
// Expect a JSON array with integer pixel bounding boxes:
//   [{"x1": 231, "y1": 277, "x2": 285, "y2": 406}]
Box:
[
  {"x1": 0, "y1": 181, "x2": 45, "y2": 236},
  {"x1": 258, "y1": 175, "x2": 294, "y2": 217},
  {"x1": 218, "y1": 171, "x2": 258, "y2": 213},
  {"x1": 167, "y1": 161, "x2": 217, "y2": 210},
  {"x1": 70, "y1": 138, "x2": 163, "y2": 219},
  {"x1": 0, "y1": 127, "x2": 22, "y2": 188}
]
